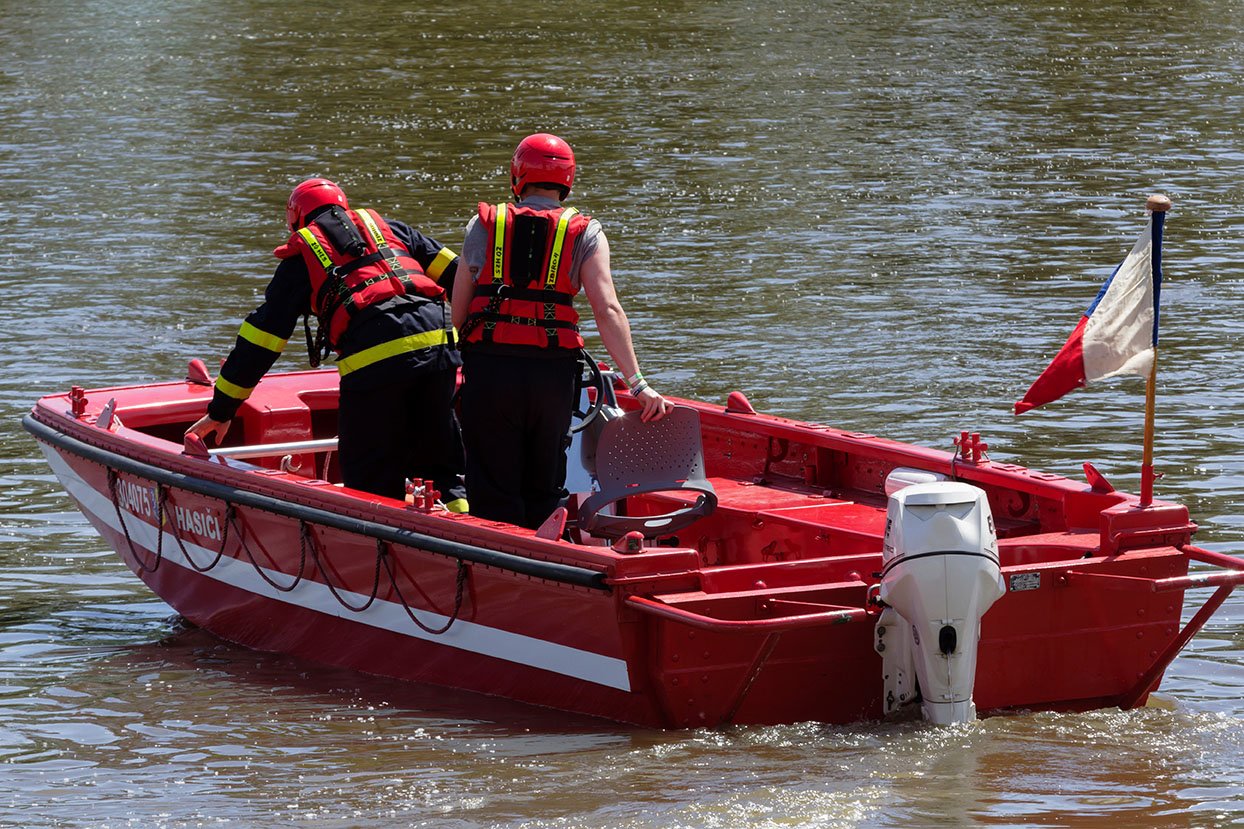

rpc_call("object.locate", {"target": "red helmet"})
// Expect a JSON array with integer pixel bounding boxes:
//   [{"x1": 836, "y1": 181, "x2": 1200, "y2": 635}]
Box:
[
  {"x1": 286, "y1": 178, "x2": 348, "y2": 230},
  {"x1": 510, "y1": 133, "x2": 575, "y2": 199}
]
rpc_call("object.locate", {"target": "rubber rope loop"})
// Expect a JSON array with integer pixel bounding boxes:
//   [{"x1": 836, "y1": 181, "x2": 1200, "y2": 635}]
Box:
[
  {"x1": 299, "y1": 520, "x2": 383, "y2": 613},
  {"x1": 380, "y1": 541, "x2": 468, "y2": 635},
  {"x1": 107, "y1": 468, "x2": 161, "y2": 573},
  {"x1": 232, "y1": 507, "x2": 305, "y2": 592},
  {"x1": 157, "y1": 486, "x2": 231, "y2": 573}
]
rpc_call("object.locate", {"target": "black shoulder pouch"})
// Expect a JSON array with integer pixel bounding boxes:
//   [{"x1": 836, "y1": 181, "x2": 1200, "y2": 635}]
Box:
[
  {"x1": 312, "y1": 205, "x2": 367, "y2": 257},
  {"x1": 507, "y1": 213, "x2": 550, "y2": 288}
]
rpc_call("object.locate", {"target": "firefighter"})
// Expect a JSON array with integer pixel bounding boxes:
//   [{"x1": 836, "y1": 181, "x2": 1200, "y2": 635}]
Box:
[
  {"x1": 187, "y1": 178, "x2": 468, "y2": 510},
  {"x1": 452, "y1": 134, "x2": 669, "y2": 528}
]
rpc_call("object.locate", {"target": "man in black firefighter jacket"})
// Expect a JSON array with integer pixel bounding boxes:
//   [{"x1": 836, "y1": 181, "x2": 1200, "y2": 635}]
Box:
[{"x1": 186, "y1": 178, "x2": 468, "y2": 510}]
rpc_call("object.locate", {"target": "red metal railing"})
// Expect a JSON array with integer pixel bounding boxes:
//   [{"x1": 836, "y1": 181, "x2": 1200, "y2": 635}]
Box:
[
  {"x1": 624, "y1": 595, "x2": 869, "y2": 633},
  {"x1": 1068, "y1": 544, "x2": 1244, "y2": 709}
]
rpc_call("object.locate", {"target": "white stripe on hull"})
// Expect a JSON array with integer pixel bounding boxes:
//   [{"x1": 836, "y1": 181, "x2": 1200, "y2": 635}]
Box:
[{"x1": 40, "y1": 444, "x2": 632, "y2": 691}]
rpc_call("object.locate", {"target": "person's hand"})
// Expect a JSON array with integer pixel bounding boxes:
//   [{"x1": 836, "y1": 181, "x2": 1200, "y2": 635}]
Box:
[
  {"x1": 186, "y1": 415, "x2": 230, "y2": 446},
  {"x1": 636, "y1": 386, "x2": 671, "y2": 422}
]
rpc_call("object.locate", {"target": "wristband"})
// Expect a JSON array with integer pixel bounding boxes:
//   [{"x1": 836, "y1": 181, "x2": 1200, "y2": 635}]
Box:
[
  {"x1": 627, "y1": 371, "x2": 644, "y2": 387},
  {"x1": 630, "y1": 380, "x2": 650, "y2": 396}
]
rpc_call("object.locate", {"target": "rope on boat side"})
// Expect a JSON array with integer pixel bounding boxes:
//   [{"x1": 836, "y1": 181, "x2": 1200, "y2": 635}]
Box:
[
  {"x1": 157, "y1": 487, "x2": 231, "y2": 573},
  {"x1": 105, "y1": 465, "x2": 463, "y2": 625},
  {"x1": 106, "y1": 468, "x2": 162, "y2": 573},
  {"x1": 141, "y1": 485, "x2": 457, "y2": 626},
  {"x1": 230, "y1": 506, "x2": 306, "y2": 592},
  {"x1": 26, "y1": 412, "x2": 608, "y2": 591},
  {"x1": 380, "y1": 538, "x2": 469, "y2": 635},
  {"x1": 298, "y1": 520, "x2": 383, "y2": 612}
]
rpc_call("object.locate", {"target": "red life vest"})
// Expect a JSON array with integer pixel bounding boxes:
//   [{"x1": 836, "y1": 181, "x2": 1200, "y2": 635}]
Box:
[
  {"x1": 274, "y1": 207, "x2": 445, "y2": 349},
  {"x1": 462, "y1": 202, "x2": 589, "y2": 350}
]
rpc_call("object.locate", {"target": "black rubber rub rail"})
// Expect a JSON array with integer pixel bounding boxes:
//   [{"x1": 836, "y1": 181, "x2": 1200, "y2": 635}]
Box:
[{"x1": 24, "y1": 414, "x2": 609, "y2": 591}]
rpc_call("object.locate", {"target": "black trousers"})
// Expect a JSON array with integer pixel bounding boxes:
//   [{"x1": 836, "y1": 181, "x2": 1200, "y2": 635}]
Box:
[
  {"x1": 459, "y1": 352, "x2": 579, "y2": 529},
  {"x1": 337, "y1": 368, "x2": 467, "y2": 503}
]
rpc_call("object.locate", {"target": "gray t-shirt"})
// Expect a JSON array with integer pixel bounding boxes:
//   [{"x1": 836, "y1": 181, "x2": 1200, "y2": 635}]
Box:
[{"x1": 461, "y1": 194, "x2": 602, "y2": 292}]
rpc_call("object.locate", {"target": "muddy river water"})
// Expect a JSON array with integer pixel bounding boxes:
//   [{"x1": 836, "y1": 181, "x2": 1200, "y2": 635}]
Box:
[{"x1": 3, "y1": 1, "x2": 1244, "y2": 825}]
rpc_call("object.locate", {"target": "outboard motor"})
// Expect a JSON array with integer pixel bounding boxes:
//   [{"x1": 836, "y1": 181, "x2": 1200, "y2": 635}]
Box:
[
  {"x1": 875, "y1": 479, "x2": 1005, "y2": 724},
  {"x1": 883, "y1": 466, "x2": 948, "y2": 497}
]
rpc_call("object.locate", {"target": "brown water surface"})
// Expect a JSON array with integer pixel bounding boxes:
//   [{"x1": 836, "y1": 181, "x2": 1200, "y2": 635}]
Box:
[{"x1": 3, "y1": 1, "x2": 1244, "y2": 826}]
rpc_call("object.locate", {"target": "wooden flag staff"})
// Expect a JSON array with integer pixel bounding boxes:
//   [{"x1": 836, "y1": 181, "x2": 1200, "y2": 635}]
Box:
[{"x1": 1140, "y1": 193, "x2": 1171, "y2": 508}]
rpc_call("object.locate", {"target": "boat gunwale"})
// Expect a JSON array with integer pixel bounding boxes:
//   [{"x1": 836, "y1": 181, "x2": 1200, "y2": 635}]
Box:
[
  {"x1": 25, "y1": 376, "x2": 1197, "y2": 591},
  {"x1": 23, "y1": 410, "x2": 612, "y2": 592}
]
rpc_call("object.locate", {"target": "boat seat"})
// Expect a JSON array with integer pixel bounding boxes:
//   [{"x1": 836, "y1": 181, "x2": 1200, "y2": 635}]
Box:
[{"x1": 578, "y1": 406, "x2": 718, "y2": 539}]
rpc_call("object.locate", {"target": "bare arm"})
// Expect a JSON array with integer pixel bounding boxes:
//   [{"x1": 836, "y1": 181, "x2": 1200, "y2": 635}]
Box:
[{"x1": 580, "y1": 232, "x2": 670, "y2": 422}]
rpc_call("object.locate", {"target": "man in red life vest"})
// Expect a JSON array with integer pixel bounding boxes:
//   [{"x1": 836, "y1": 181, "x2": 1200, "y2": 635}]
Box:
[
  {"x1": 187, "y1": 178, "x2": 469, "y2": 510},
  {"x1": 452, "y1": 134, "x2": 670, "y2": 528}
]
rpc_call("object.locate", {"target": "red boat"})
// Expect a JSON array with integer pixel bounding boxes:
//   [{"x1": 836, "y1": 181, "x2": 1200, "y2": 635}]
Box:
[{"x1": 23, "y1": 359, "x2": 1244, "y2": 727}]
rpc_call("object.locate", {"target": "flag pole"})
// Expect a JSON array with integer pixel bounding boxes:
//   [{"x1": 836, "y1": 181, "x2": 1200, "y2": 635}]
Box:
[
  {"x1": 1140, "y1": 193, "x2": 1171, "y2": 507},
  {"x1": 1140, "y1": 352, "x2": 1158, "y2": 507}
]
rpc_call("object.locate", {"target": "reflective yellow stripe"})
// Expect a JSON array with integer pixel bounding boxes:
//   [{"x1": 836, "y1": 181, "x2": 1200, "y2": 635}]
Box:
[
  {"x1": 214, "y1": 375, "x2": 255, "y2": 401},
  {"x1": 444, "y1": 498, "x2": 469, "y2": 514},
  {"x1": 426, "y1": 246, "x2": 456, "y2": 282},
  {"x1": 545, "y1": 207, "x2": 578, "y2": 289},
  {"x1": 297, "y1": 227, "x2": 334, "y2": 270},
  {"x1": 489, "y1": 204, "x2": 506, "y2": 283},
  {"x1": 336, "y1": 329, "x2": 450, "y2": 376},
  {"x1": 357, "y1": 209, "x2": 386, "y2": 247},
  {"x1": 238, "y1": 321, "x2": 288, "y2": 354}
]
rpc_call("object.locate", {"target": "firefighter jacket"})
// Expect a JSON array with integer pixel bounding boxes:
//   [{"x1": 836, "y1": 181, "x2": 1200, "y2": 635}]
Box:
[{"x1": 207, "y1": 212, "x2": 460, "y2": 423}]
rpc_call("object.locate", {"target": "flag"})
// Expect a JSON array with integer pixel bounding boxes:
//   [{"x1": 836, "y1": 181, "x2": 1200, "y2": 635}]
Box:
[{"x1": 1014, "y1": 219, "x2": 1161, "y2": 415}]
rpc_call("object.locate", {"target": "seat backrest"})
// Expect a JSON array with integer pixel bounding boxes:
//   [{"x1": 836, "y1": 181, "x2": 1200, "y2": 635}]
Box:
[
  {"x1": 578, "y1": 406, "x2": 717, "y2": 539},
  {"x1": 595, "y1": 406, "x2": 707, "y2": 490}
]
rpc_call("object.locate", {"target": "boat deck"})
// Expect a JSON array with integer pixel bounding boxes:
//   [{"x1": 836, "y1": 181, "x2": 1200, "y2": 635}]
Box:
[
  {"x1": 674, "y1": 477, "x2": 887, "y2": 565},
  {"x1": 65, "y1": 368, "x2": 1141, "y2": 579}
]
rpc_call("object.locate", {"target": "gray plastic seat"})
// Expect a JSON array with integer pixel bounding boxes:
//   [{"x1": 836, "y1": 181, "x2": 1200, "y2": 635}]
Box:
[{"x1": 577, "y1": 406, "x2": 717, "y2": 539}]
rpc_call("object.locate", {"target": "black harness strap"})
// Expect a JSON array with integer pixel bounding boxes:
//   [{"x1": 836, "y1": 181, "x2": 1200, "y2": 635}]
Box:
[
  {"x1": 307, "y1": 212, "x2": 425, "y2": 359},
  {"x1": 459, "y1": 279, "x2": 576, "y2": 343},
  {"x1": 472, "y1": 283, "x2": 574, "y2": 304},
  {"x1": 458, "y1": 283, "x2": 508, "y2": 343},
  {"x1": 468, "y1": 312, "x2": 579, "y2": 330}
]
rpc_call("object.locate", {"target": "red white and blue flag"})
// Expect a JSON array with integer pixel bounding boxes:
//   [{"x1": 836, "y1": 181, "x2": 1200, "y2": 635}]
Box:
[{"x1": 1014, "y1": 218, "x2": 1163, "y2": 415}]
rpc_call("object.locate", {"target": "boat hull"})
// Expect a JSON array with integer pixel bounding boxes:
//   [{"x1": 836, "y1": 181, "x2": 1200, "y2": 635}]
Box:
[
  {"x1": 37, "y1": 436, "x2": 657, "y2": 724},
  {"x1": 24, "y1": 370, "x2": 1244, "y2": 727}
]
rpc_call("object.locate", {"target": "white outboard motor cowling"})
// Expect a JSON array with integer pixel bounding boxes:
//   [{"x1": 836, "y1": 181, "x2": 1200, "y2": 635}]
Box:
[{"x1": 876, "y1": 481, "x2": 1005, "y2": 725}]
